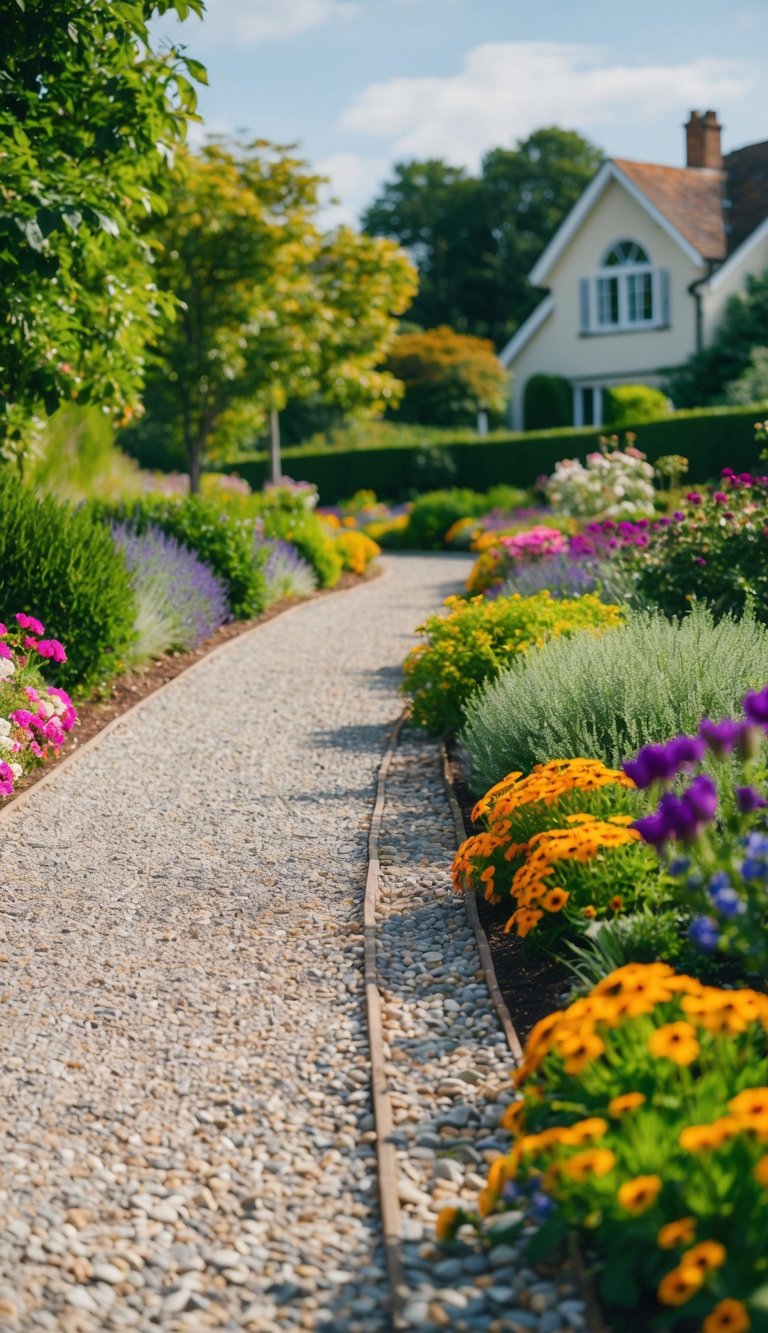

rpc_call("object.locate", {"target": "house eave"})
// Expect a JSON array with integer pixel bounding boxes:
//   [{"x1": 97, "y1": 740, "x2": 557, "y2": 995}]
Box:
[
  {"x1": 705, "y1": 213, "x2": 768, "y2": 294},
  {"x1": 528, "y1": 160, "x2": 706, "y2": 287}
]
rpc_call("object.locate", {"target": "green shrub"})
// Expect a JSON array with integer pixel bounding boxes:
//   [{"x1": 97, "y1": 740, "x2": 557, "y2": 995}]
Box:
[
  {"x1": 523, "y1": 374, "x2": 573, "y2": 429},
  {"x1": 602, "y1": 384, "x2": 670, "y2": 426},
  {"x1": 90, "y1": 496, "x2": 267, "y2": 619},
  {"x1": 403, "y1": 591, "x2": 625, "y2": 734},
  {"x1": 405, "y1": 488, "x2": 488, "y2": 550},
  {"x1": 461, "y1": 604, "x2": 768, "y2": 788},
  {"x1": 0, "y1": 470, "x2": 136, "y2": 692},
  {"x1": 257, "y1": 502, "x2": 342, "y2": 588}
]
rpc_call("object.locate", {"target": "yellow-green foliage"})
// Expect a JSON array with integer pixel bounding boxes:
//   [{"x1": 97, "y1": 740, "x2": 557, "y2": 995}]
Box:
[{"x1": 403, "y1": 591, "x2": 624, "y2": 734}]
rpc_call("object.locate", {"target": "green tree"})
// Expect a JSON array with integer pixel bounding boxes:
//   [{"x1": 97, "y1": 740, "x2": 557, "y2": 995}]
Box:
[
  {"x1": 362, "y1": 127, "x2": 603, "y2": 347},
  {"x1": 129, "y1": 140, "x2": 417, "y2": 489},
  {"x1": 1, "y1": 0, "x2": 205, "y2": 467},
  {"x1": 667, "y1": 270, "x2": 768, "y2": 407},
  {"x1": 382, "y1": 325, "x2": 508, "y2": 427}
]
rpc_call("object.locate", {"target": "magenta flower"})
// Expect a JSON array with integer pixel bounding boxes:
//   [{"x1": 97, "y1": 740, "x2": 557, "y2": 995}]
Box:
[
  {"x1": 0, "y1": 644, "x2": 12, "y2": 661},
  {"x1": 0, "y1": 623, "x2": 6, "y2": 636},
  {"x1": 0, "y1": 762, "x2": 14, "y2": 797},
  {"x1": 35, "y1": 639, "x2": 67, "y2": 663},
  {"x1": 10, "y1": 709, "x2": 35, "y2": 730},
  {"x1": 15, "y1": 613, "x2": 44, "y2": 635}
]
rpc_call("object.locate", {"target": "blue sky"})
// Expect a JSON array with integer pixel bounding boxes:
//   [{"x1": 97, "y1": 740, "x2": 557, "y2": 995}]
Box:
[{"x1": 155, "y1": 0, "x2": 768, "y2": 225}]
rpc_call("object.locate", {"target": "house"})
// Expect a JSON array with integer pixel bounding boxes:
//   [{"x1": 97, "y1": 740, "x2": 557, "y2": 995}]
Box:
[{"x1": 501, "y1": 112, "x2": 768, "y2": 430}]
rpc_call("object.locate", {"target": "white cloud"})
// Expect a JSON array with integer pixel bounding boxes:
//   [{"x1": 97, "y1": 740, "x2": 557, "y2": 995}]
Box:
[
  {"x1": 315, "y1": 152, "x2": 390, "y2": 227},
  {"x1": 341, "y1": 42, "x2": 752, "y2": 167},
  {"x1": 159, "y1": 0, "x2": 357, "y2": 46}
]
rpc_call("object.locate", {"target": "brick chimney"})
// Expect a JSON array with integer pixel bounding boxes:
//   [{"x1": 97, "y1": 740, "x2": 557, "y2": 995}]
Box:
[{"x1": 685, "y1": 110, "x2": 723, "y2": 169}]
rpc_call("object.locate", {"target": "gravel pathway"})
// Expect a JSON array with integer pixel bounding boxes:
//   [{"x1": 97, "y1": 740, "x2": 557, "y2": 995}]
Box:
[
  {"x1": 0, "y1": 555, "x2": 474, "y2": 1333},
  {"x1": 374, "y1": 730, "x2": 586, "y2": 1333}
]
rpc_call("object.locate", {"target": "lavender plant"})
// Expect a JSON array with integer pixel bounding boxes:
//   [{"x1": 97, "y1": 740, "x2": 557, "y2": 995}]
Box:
[
  {"x1": 261, "y1": 539, "x2": 317, "y2": 605},
  {"x1": 500, "y1": 551, "x2": 638, "y2": 604},
  {"x1": 111, "y1": 522, "x2": 229, "y2": 661}
]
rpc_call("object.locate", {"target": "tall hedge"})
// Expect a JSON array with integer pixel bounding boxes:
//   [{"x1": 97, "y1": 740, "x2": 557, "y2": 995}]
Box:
[{"x1": 220, "y1": 406, "x2": 761, "y2": 503}]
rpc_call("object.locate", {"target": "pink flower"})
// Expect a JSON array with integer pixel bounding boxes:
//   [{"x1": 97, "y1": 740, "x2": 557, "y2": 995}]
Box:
[
  {"x1": 0, "y1": 644, "x2": 12, "y2": 661},
  {"x1": 9, "y1": 741, "x2": 22, "y2": 754},
  {"x1": 35, "y1": 639, "x2": 67, "y2": 664},
  {"x1": 0, "y1": 623, "x2": 6, "y2": 636},
  {"x1": 15, "y1": 613, "x2": 45, "y2": 635},
  {"x1": 24, "y1": 635, "x2": 39, "y2": 652},
  {"x1": 29, "y1": 741, "x2": 43, "y2": 758},
  {"x1": 10, "y1": 709, "x2": 35, "y2": 729},
  {"x1": 24, "y1": 686, "x2": 40, "y2": 703}
]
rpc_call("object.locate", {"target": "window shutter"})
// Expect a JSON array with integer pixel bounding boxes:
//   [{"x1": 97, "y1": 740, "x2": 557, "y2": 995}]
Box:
[
  {"x1": 659, "y1": 268, "x2": 670, "y2": 326},
  {"x1": 579, "y1": 277, "x2": 591, "y2": 332}
]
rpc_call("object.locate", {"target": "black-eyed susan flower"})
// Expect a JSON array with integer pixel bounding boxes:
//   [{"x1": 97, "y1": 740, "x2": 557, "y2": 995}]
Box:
[
  {"x1": 609, "y1": 1092, "x2": 646, "y2": 1117},
  {"x1": 617, "y1": 1174, "x2": 662, "y2": 1214},
  {"x1": 648, "y1": 1021, "x2": 700, "y2": 1066},
  {"x1": 657, "y1": 1263, "x2": 705, "y2": 1306},
  {"x1": 657, "y1": 1217, "x2": 697, "y2": 1249},
  {"x1": 681, "y1": 1239, "x2": 726, "y2": 1272},
  {"x1": 702, "y1": 1298, "x2": 751, "y2": 1333}
]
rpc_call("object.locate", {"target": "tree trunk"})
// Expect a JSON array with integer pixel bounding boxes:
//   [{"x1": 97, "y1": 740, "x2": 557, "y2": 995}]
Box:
[
  {"x1": 188, "y1": 439, "x2": 203, "y2": 494},
  {"x1": 269, "y1": 407, "x2": 281, "y2": 485}
]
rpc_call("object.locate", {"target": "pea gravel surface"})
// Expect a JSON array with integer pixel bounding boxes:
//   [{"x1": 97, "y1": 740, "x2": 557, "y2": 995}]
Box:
[{"x1": 0, "y1": 554, "x2": 476, "y2": 1333}]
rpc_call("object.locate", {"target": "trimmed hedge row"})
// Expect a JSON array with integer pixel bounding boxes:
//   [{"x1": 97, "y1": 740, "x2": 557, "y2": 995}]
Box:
[{"x1": 221, "y1": 406, "x2": 763, "y2": 502}]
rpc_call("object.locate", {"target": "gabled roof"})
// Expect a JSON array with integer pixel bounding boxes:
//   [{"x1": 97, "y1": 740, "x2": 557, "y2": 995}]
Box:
[
  {"x1": 528, "y1": 160, "x2": 707, "y2": 286},
  {"x1": 612, "y1": 159, "x2": 726, "y2": 261},
  {"x1": 725, "y1": 139, "x2": 768, "y2": 251}
]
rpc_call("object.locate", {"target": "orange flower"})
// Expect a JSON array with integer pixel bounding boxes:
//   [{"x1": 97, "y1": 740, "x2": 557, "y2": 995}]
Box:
[
  {"x1": 702, "y1": 1299, "x2": 751, "y2": 1333},
  {"x1": 609, "y1": 895, "x2": 624, "y2": 911},
  {"x1": 680, "y1": 1119, "x2": 739, "y2": 1153},
  {"x1": 657, "y1": 1264, "x2": 705, "y2": 1306},
  {"x1": 728, "y1": 1087, "x2": 768, "y2": 1118},
  {"x1": 583, "y1": 905, "x2": 597, "y2": 919},
  {"x1": 617, "y1": 1174, "x2": 662, "y2": 1214},
  {"x1": 609, "y1": 1092, "x2": 646, "y2": 1117},
  {"x1": 753, "y1": 1156, "x2": 768, "y2": 1186},
  {"x1": 658, "y1": 1217, "x2": 697, "y2": 1250},
  {"x1": 435, "y1": 1206, "x2": 461, "y2": 1241},
  {"x1": 500, "y1": 1101, "x2": 525, "y2": 1133},
  {"x1": 562, "y1": 1117, "x2": 609, "y2": 1146},
  {"x1": 557, "y1": 1029, "x2": 606, "y2": 1075},
  {"x1": 542, "y1": 887, "x2": 569, "y2": 912},
  {"x1": 681, "y1": 1240, "x2": 727, "y2": 1272},
  {"x1": 648, "y1": 1022, "x2": 700, "y2": 1066},
  {"x1": 560, "y1": 1148, "x2": 616, "y2": 1180}
]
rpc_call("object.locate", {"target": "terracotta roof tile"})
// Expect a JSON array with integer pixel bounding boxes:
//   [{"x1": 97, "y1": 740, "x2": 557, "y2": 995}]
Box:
[
  {"x1": 724, "y1": 139, "x2": 768, "y2": 251},
  {"x1": 612, "y1": 159, "x2": 727, "y2": 260}
]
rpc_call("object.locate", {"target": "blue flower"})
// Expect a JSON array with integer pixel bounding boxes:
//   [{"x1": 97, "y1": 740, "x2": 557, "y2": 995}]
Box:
[
  {"x1": 741, "y1": 859, "x2": 768, "y2": 882},
  {"x1": 531, "y1": 1191, "x2": 554, "y2": 1221},
  {"x1": 687, "y1": 916, "x2": 720, "y2": 951},
  {"x1": 668, "y1": 857, "x2": 691, "y2": 876},
  {"x1": 709, "y1": 885, "x2": 745, "y2": 918}
]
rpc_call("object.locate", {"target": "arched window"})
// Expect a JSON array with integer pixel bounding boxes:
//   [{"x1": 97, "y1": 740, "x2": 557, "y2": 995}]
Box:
[{"x1": 594, "y1": 238, "x2": 657, "y2": 329}]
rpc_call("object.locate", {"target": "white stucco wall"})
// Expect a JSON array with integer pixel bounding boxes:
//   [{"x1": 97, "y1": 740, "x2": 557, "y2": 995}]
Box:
[
  {"x1": 701, "y1": 225, "x2": 768, "y2": 343},
  {"x1": 507, "y1": 179, "x2": 707, "y2": 428}
]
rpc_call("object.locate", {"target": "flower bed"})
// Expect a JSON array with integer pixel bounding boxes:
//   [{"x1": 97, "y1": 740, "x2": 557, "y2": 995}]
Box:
[{"x1": 0, "y1": 614, "x2": 78, "y2": 799}]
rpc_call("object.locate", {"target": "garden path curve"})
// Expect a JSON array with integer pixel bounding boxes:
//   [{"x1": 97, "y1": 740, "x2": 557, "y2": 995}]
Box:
[{"x1": 0, "y1": 554, "x2": 474, "y2": 1333}]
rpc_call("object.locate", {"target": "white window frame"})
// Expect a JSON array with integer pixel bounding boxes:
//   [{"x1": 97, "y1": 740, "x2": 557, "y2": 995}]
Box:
[{"x1": 581, "y1": 240, "x2": 667, "y2": 334}]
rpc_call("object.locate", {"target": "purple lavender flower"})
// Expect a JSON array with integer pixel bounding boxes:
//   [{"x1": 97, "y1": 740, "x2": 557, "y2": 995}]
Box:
[
  {"x1": 736, "y1": 785, "x2": 768, "y2": 813},
  {"x1": 258, "y1": 538, "x2": 317, "y2": 604},
  {"x1": 743, "y1": 685, "x2": 768, "y2": 726},
  {"x1": 698, "y1": 718, "x2": 748, "y2": 757},
  {"x1": 111, "y1": 522, "x2": 229, "y2": 656}
]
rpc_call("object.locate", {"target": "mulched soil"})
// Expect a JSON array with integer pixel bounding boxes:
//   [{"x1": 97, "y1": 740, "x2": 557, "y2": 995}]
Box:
[
  {"x1": 5, "y1": 567, "x2": 379, "y2": 809},
  {"x1": 445, "y1": 741, "x2": 570, "y2": 1043}
]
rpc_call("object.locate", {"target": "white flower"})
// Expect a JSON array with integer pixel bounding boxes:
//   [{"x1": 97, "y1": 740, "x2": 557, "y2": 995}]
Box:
[
  {"x1": 10, "y1": 763, "x2": 23, "y2": 780},
  {"x1": 0, "y1": 659, "x2": 15, "y2": 680}
]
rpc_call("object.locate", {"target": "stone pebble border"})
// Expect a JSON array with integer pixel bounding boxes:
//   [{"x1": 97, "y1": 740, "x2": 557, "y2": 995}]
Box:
[{"x1": 368, "y1": 722, "x2": 592, "y2": 1333}]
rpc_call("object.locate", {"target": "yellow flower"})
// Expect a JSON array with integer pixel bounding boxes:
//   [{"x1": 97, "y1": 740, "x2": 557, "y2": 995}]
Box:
[
  {"x1": 648, "y1": 1022, "x2": 700, "y2": 1066},
  {"x1": 658, "y1": 1217, "x2": 697, "y2": 1249},
  {"x1": 500, "y1": 1101, "x2": 525, "y2": 1133},
  {"x1": 682, "y1": 1240, "x2": 727, "y2": 1272},
  {"x1": 609, "y1": 1092, "x2": 646, "y2": 1117},
  {"x1": 583, "y1": 905, "x2": 597, "y2": 919},
  {"x1": 560, "y1": 1148, "x2": 616, "y2": 1180},
  {"x1": 657, "y1": 1264, "x2": 705, "y2": 1306},
  {"x1": 702, "y1": 1299, "x2": 751, "y2": 1333},
  {"x1": 435, "y1": 1206, "x2": 461, "y2": 1242},
  {"x1": 617, "y1": 1174, "x2": 662, "y2": 1214}
]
